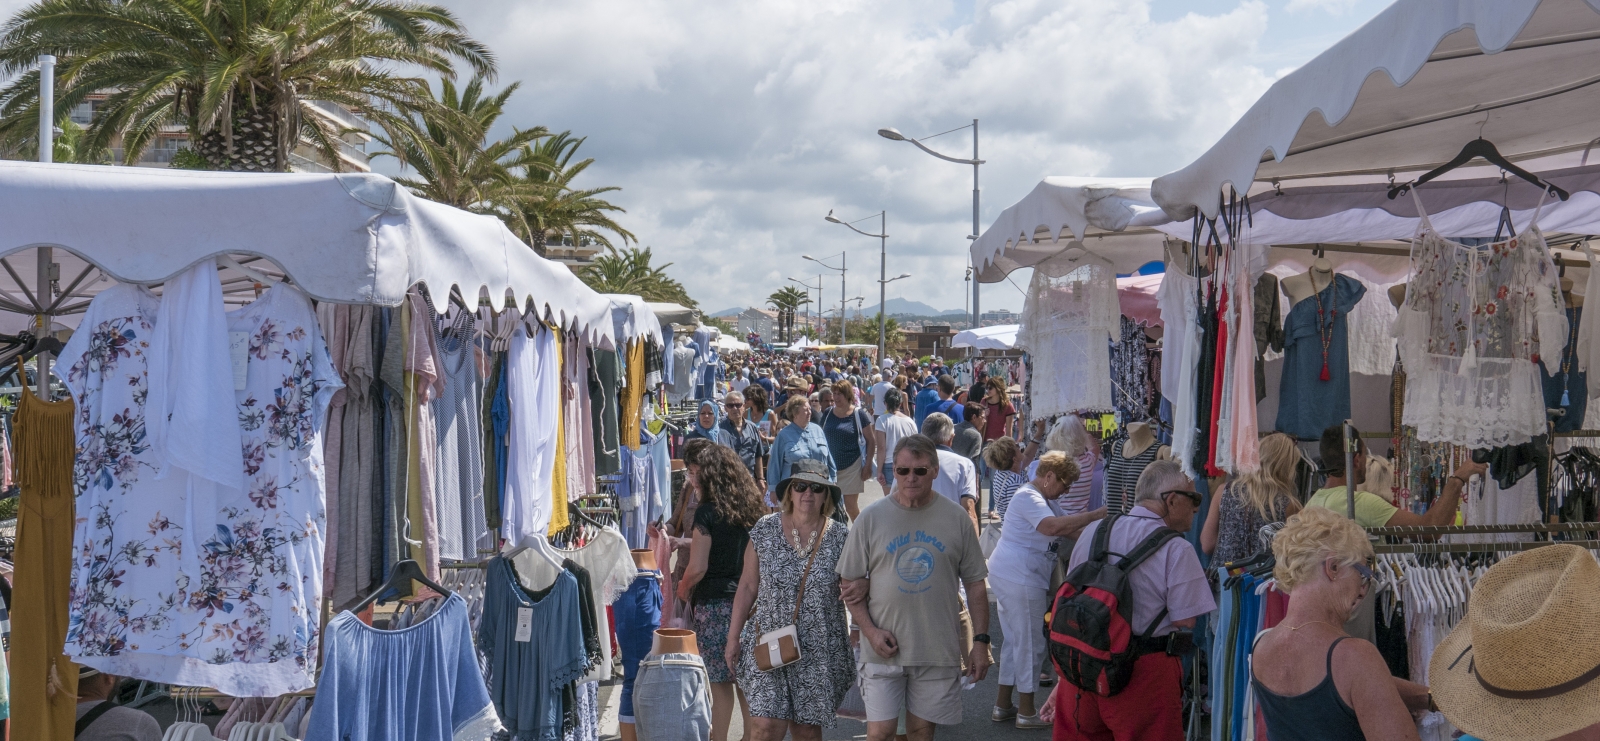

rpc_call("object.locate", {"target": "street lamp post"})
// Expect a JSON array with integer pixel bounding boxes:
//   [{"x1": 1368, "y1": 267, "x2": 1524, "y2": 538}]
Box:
[
  {"x1": 825, "y1": 210, "x2": 907, "y2": 363},
  {"x1": 803, "y1": 252, "x2": 848, "y2": 345},
  {"x1": 878, "y1": 120, "x2": 985, "y2": 332},
  {"x1": 787, "y1": 276, "x2": 822, "y2": 338}
]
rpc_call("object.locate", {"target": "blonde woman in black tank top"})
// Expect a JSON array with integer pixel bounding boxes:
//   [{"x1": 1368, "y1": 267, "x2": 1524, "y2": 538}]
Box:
[{"x1": 1251, "y1": 508, "x2": 1430, "y2": 740}]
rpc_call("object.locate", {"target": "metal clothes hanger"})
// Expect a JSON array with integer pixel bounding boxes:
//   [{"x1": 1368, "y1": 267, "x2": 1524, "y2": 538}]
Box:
[{"x1": 1387, "y1": 137, "x2": 1570, "y2": 202}]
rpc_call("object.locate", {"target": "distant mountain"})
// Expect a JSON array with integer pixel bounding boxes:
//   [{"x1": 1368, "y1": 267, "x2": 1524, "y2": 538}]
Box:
[
  {"x1": 864, "y1": 297, "x2": 964, "y2": 317},
  {"x1": 709, "y1": 306, "x2": 745, "y2": 318}
]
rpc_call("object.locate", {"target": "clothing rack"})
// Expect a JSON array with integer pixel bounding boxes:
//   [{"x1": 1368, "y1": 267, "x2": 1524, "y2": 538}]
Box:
[
  {"x1": 1367, "y1": 522, "x2": 1600, "y2": 535},
  {"x1": 1372, "y1": 539, "x2": 1600, "y2": 554},
  {"x1": 1359, "y1": 429, "x2": 1600, "y2": 438}
]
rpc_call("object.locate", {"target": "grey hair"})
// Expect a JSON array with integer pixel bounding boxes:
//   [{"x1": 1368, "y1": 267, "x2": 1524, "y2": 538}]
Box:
[
  {"x1": 1133, "y1": 460, "x2": 1192, "y2": 504},
  {"x1": 1045, "y1": 414, "x2": 1095, "y2": 458},
  {"x1": 893, "y1": 434, "x2": 940, "y2": 469},
  {"x1": 724, "y1": 390, "x2": 745, "y2": 404},
  {"x1": 921, "y1": 412, "x2": 955, "y2": 443}
]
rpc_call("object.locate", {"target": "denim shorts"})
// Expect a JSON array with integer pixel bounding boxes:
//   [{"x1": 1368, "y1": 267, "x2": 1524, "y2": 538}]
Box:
[
  {"x1": 615, "y1": 572, "x2": 662, "y2": 723},
  {"x1": 634, "y1": 652, "x2": 712, "y2": 741}
]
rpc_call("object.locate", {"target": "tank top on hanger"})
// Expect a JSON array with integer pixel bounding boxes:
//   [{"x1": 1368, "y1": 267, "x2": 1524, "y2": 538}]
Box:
[{"x1": 1104, "y1": 437, "x2": 1159, "y2": 515}]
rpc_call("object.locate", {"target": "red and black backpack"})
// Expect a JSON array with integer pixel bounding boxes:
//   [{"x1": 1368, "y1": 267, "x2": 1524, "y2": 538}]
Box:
[{"x1": 1045, "y1": 515, "x2": 1181, "y2": 697}]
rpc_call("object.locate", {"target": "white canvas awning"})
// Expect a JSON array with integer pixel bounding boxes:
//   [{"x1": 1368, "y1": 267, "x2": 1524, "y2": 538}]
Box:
[
  {"x1": 0, "y1": 161, "x2": 617, "y2": 344},
  {"x1": 646, "y1": 302, "x2": 698, "y2": 326},
  {"x1": 952, "y1": 324, "x2": 1018, "y2": 351},
  {"x1": 714, "y1": 335, "x2": 750, "y2": 352},
  {"x1": 971, "y1": 177, "x2": 1172, "y2": 281},
  {"x1": 605, "y1": 294, "x2": 664, "y2": 347},
  {"x1": 1152, "y1": 0, "x2": 1600, "y2": 219}
]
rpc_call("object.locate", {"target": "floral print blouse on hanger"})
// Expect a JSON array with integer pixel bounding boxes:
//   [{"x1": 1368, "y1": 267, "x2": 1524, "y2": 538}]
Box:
[{"x1": 60, "y1": 281, "x2": 340, "y2": 696}]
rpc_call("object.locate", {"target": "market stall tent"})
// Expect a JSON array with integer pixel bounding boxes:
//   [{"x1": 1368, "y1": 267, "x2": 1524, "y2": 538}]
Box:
[
  {"x1": 952, "y1": 324, "x2": 1018, "y2": 351},
  {"x1": 0, "y1": 161, "x2": 619, "y2": 345},
  {"x1": 1152, "y1": 0, "x2": 1600, "y2": 218},
  {"x1": 970, "y1": 177, "x2": 1171, "y2": 281}
]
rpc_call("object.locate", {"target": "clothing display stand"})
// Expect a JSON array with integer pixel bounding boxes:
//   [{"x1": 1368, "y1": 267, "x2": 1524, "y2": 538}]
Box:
[{"x1": 651, "y1": 628, "x2": 698, "y2": 656}]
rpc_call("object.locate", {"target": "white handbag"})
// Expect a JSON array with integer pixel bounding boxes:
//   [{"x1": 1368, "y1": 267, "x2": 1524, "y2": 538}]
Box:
[{"x1": 752, "y1": 521, "x2": 826, "y2": 672}]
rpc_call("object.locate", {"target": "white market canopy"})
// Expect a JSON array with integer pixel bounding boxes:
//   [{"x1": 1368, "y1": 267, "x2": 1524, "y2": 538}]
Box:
[
  {"x1": 1153, "y1": 0, "x2": 1600, "y2": 218},
  {"x1": 714, "y1": 335, "x2": 751, "y2": 352},
  {"x1": 604, "y1": 294, "x2": 664, "y2": 347},
  {"x1": 646, "y1": 302, "x2": 698, "y2": 326},
  {"x1": 0, "y1": 161, "x2": 619, "y2": 344},
  {"x1": 971, "y1": 177, "x2": 1169, "y2": 281},
  {"x1": 952, "y1": 324, "x2": 1018, "y2": 351}
]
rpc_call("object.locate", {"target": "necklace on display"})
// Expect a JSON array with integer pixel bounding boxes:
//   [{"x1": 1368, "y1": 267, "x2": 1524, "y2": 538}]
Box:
[{"x1": 1312, "y1": 278, "x2": 1340, "y2": 382}]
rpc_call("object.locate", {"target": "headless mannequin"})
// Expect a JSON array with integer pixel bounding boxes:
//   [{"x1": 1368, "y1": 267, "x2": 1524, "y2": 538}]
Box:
[
  {"x1": 631, "y1": 548, "x2": 658, "y2": 571},
  {"x1": 621, "y1": 549, "x2": 664, "y2": 741},
  {"x1": 1281, "y1": 255, "x2": 1335, "y2": 306},
  {"x1": 651, "y1": 628, "x2": 699, "y2": 655},
  {"x1": 1120, "y1": 421, "x2": 1171, "y2": 461}
]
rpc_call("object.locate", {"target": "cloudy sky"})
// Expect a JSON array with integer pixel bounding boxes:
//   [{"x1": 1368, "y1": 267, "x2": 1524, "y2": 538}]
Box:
[{"x1": 434, "y1": 0, "x2": 1392, "y2": 315}]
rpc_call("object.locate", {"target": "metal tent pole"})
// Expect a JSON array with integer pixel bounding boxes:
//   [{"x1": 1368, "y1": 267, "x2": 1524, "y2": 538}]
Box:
[{"x1": 36, "y1": 54, "x2": 55, "y2": 397}]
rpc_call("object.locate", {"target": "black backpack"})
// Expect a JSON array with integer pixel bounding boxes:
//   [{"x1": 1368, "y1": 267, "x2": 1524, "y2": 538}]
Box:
[{"x1": 1046, "y1": 515, "x2": 1181, "y2": 697}]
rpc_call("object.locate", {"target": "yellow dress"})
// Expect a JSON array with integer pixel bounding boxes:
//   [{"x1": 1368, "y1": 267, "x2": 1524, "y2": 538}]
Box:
[
  {"x1": 619, "y1": 340, "x2": 645, "y2": 450},
  {"x1": 548, "y1": 337, "x2": 569, "y2": 536},
  {"x1": 10, "y1": 369, "x2": 78, "y2": 740}
]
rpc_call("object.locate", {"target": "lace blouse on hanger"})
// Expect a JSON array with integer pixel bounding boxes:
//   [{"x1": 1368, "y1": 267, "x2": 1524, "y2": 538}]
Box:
[
  {"x1": 1018, "y1": 250, "x2": 1119, "y2": 418},
  {"x1": 1393, "y1": 189, "x2": 1568, "y2": 448}
]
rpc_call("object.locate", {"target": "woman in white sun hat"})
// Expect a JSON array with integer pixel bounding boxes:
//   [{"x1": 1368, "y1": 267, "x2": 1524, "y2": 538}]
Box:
[{"x1": 1431, "y1": 543, "x2": 1600, "y2": 741}]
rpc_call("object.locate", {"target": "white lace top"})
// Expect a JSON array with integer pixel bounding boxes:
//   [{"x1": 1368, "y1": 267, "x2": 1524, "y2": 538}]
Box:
[
  {"x1": 1019, "y1": 251, "x2": 1119, "y2": 418},
  {"x1": 1393, "y1": 190, "x2": 1568, "y2": 448}
]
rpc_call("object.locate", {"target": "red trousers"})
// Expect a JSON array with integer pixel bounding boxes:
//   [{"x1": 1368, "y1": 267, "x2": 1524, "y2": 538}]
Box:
[{"x1": 1053, "y1": 653, "x2": 1184, "y2": 741}]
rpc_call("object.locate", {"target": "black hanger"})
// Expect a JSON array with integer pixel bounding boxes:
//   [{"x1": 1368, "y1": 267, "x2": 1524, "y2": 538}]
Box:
[
  {"x1": 20, "y1": 335, "x2": 63, "y2": 361},
  {"x1": 350, "y1": 559, "x2": 453, "y2": 614},
  {"x1": 1388, "y1": 138, "x2": 1570, "y2": 201}
]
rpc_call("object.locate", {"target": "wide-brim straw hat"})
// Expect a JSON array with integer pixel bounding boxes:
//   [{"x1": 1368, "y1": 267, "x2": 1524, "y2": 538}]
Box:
[{"x1": 1430, "y1": 544, "x2": 1600, "y2": 740}]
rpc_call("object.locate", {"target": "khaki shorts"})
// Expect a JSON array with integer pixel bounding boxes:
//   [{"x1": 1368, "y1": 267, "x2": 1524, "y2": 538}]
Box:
[
  {"x1": 857, "y1": 663, "x2": 964, "y2": 725},
  {"x1": 838, "y1": 459, "x2": 865, "y2": 497}
]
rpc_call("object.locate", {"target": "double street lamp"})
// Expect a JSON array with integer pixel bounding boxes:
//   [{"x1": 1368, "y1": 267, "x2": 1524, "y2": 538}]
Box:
[
  {"x1": 802, "y1": 251, "x2": 848, "y2": 346},
  {"x1": 878, "y1": 121, "x2": 985, "y2": 331},
  {"x1": 824, "y1": 210, "x2": 910, "y2": 363},
  {"x1": 787, "y1": 275, "x2": 822, "y2": 337}
]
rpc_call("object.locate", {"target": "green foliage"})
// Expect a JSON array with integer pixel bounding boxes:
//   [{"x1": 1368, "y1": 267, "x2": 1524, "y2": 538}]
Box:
[
  {"x1": 0, "y1": 495, "x2": 15, "y2": 521},
  {"x1": 169, "y1": 147, "x2": 208, "y2": 170},
  {"x1": 845, "y1": 313, "x2": 902, "y2": 346},
  {"x1": 703, "y1": 316, "x2": 734, "y2": 334},
  {"x1": 0, "y1": 0, "x2": 493, "y2": 170},
  {"x1": 372, "y1": 76, "x2": 545, "y2": 213},
  {"x1": 508, "y1": 132, "x2": 634, "y2": 254},
  {"x1": 576, "y1": 245, "x2": 697, "y2": 309}
]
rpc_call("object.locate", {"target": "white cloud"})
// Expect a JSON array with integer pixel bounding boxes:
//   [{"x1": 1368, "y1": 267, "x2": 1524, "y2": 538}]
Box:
[{"x1": 424, "y1": 0, "x2": 1299, "y2": 313}]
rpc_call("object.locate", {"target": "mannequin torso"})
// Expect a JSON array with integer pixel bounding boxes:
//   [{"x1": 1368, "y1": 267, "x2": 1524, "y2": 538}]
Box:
[
  {"x1": 1281, "y1": 260, "x2": 1335, "y2": 306},
  {"x1": 1120, "y1": 422, "x2": 1169, "y2": 460}
]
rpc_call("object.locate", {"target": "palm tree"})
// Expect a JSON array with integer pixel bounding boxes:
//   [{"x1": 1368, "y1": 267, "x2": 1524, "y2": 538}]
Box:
[
  {"x1": 509, "y1": 131, "x2": 634, "y2": 256},
  {"x1": 0, "y1": 0, "x2": 493, "y2": 171},
  {"x1": 370, "y1": 76, "x2": 545, "y2": 213},
  {"x1": 766, "y1": 286, "x2": 810, "y2": 342},
  {"x1": 576, "y1": 246, "x2": 697, "y2": 309}
]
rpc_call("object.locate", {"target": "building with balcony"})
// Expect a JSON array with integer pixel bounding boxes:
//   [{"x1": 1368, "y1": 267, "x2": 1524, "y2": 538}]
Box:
[
  {"x1": 736, "y1": 308, "x2": 778, "y2": 338},
  {"x1": 69, "y1": 94, "x2": 371, "y2": 171},
  {"x1": 543, "y1": 235, "x2": 605, "y2": 267}
]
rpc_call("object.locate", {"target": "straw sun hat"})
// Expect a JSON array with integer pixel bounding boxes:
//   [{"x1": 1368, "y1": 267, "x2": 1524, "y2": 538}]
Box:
[{"x1": 1430, "y1": 544, "x2": 1600, "y2": 740}]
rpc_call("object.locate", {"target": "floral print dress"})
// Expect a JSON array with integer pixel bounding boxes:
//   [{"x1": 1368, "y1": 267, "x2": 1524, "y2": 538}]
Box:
[
  {"x1": 60, "y1": 282, "x2": 340, "y2": 696},
  {"x1": 736, "y1": 514, "x2": 853, "y2": 727}
]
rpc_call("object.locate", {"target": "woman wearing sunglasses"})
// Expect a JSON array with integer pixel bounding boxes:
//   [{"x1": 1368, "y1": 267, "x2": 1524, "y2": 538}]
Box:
[
  {"x1": 1251, "y1": 506, "x2": 1430, "y2": 740},
  {"x1": 986, "y1": 451, "x2": 1108, "y2": 728},
  {"x1": 726, "y1": 458, "x2": 854, "y2": 741}
]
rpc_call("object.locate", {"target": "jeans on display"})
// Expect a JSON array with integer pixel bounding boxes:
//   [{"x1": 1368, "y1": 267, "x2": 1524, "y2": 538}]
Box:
[
  {"x1": 615, "y1": 572, "x2": 663, "y2": 724},
  {"x1": 634, "y1": 652, "x2": 712, "y2": 741}
]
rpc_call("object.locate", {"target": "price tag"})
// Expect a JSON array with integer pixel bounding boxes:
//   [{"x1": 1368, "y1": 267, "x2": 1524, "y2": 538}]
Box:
[
  {"x1": 514, "y1": 607, "x2": 533, "y2": 642},
  {"x1": 229, "y1": 331, "x2": 250, "y2": 391}
]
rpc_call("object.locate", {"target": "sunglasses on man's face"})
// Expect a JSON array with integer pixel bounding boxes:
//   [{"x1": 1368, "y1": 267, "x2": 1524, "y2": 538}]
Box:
[
  {"x1": 724, "y1": 403, "x2": 743, "y2": 409},
  {"x1": 1161, "y1": 489, "x2": 1202, "y2": 507},
  {"x1": 789, "y1": 482, "x2": 828, "y2": 495},
  {"x1": 895, "y1": 466, "x2": 931, "y2": 477}
]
